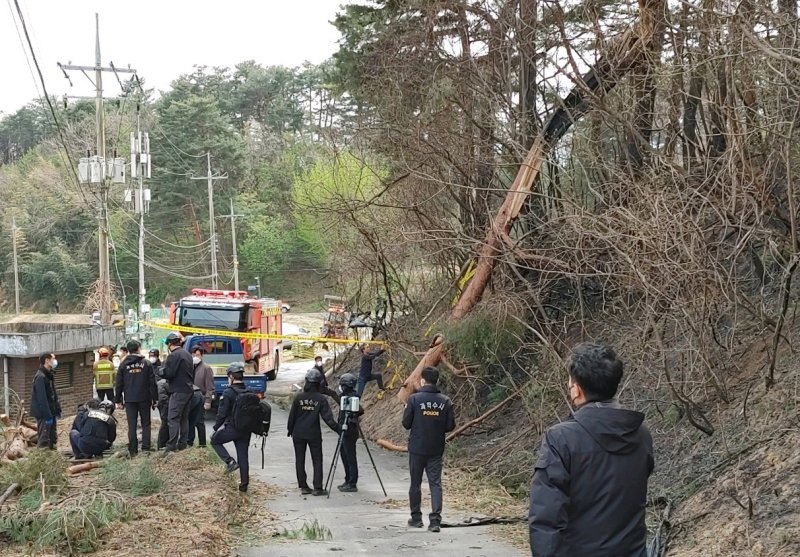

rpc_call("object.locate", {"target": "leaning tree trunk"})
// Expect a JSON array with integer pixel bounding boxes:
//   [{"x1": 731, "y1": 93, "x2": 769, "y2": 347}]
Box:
[{"x1": 398, "y1": 0, "x2": 667, "y2": 401}]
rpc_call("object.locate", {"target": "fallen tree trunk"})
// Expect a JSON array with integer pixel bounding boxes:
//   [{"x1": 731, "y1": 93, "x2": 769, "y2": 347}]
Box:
[
  {"x1": 376, "y1": 438, "x2": 407, "y2": 452},
  {"x1": 67, "y1": 462, "x2": 101, "y2": 475},
  {"x1": 398, "y1": 0, "x2": 666, "y2": 402},
  {"x1": 445, "y1": 384, "x2": 528, "y2": 442},
  {"x1": 0, "y1": 483, "x2": 19, "y2": 505}
]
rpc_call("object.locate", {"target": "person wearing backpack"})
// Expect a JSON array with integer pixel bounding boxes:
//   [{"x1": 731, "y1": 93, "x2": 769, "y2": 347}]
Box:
[
  {"x1": 211, "y1": 362, "x2": 253, "y2": 493},
  {"x1": 287, "y1": 368, "x2": 341, "y2": 496}
]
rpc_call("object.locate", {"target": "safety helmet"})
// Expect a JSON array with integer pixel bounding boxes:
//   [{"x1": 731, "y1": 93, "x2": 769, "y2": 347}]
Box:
[
  {"x1": 148, "y1": 348, "x2": 160, "y2": 357},
  {"x1": 165, "y1": 332, "x2": 184, "y2": 346},
  {"x1": 98, "y1": 346, "x2": 110, "y2": 356},
  {"x1": 339, "y1": 373, "x2": 357, "y2": 390},
  {"x1": 305, "y1": 368, "x2": 323, "y2": 384},
  {"x1": 98, "y1": 400, "x2": 115, "y2": 415},
  {"x1": 226, "y1": 362, "x2": 245, "y2": 376}
]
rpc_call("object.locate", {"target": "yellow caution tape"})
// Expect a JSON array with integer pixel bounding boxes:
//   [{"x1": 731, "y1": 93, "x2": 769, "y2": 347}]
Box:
[{"x1": 140, "y1": 321, "x2": 387, "y2": 346}]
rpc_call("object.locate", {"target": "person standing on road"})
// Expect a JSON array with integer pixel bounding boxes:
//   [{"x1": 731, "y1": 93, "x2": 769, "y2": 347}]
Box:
[
  {"x1": 115, "y1": 340, "x2": 158, "y2": 456},
  {"x1": 336, "y1": 373, "x2": 363, "y2": 492},
  {"x1": 402, "y1": 366, "x2": 455, "y2": 533},
  {"x1": 309, "y1": 356, "x2": 338, "y2": 400},
  {"x1": 162, "y1": 332, "x2": 194, "y2": 452},
  {"x1": 288, "y1": 368, "x2": 340, "y2": 496},
  {"x1": 93, "y1": 347, "x2": 116, "y2": 402},
  {"x1": 211, "y1": 362, "x2": 253, "y2": 493},
  {"x1": 356, "y1": 344, "x2": 386, "y2": 397},
  {"x1": 30, "y1": 353, "x2": 62, "y2": 449},
  {"x1": 188, "y1": 346, "x2": 214, "y2": 447},
  {"x1": 528, "y1": 343, "x2": 654, "y2": 557}
]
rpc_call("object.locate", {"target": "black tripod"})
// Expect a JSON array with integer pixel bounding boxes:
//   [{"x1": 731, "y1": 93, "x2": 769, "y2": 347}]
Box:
[{"x1": 324, "y1": 413, "x2": 387, "y2": 499}]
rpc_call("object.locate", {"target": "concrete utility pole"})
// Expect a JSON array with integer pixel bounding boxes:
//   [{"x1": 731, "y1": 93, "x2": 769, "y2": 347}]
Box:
[
  {"x1": 11, "y1": 217, "x2": 20, "y2": 315},
  {"x1": 59, "y1": 14, "x2": 135, "y2": 324},
  {"x1": 191, "y1": 154, "x2": 227, "y2": 289},
  {"x1": 223, "y1": 200, "x2": 244, "y2": 292},
  {"x1": 129, "y1": 109, "x2": 151, "y2": 318}
]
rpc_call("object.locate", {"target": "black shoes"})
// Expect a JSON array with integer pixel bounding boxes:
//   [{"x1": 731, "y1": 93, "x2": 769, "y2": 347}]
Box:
[
  {"x1": 408, "y1": 518, "x2": 424, "y2": 528},
  {"x1": 225, "y1": 460, "x2": 240, "y2": 474},
  {"x1": 312, "y1": 489, "x2": 328, "y2": 496},
  {"x1": 428, "y1": 522, "x2": 441, "y2": 533},
  {"x1": 239, "y1": 483, "x2": 248, "y2": 493},
  {"x1": 300, "y1": 487, "x2": 313, "y2": 495},
  {"x1": 338, "y1": 484, "x2": 358, "y2": 492}
]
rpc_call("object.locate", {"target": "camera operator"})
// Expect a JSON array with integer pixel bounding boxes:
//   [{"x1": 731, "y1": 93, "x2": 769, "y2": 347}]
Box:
[
  {"x1": 288, "y1": 369, "x2": 340, "y2": 496},
  {"x1": 336, "y1": 373, "x2": 363, "y2": 492}
]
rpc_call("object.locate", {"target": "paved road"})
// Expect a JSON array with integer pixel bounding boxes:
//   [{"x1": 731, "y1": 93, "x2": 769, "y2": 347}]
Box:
[{"x1": 230, "y1": 401, "x2": 525, "y2": 557}]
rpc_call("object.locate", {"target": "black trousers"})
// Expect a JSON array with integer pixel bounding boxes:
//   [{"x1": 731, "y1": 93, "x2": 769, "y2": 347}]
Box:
[
  {"x1": 166, "y1": 391, "x2": 192, "y2": 451},
  {"x1": 96, "y1": 388, "x2": 114, "y2": 402},
  {"x1": 339, "y1": 432, "x2": 359, "y2": 486},
  {"x1": 293, "y1": 437, "x2": 323, "y2": 489},
  {"x1": 157, "y1": 404, "x2": 169, "y2": 449},
  {"x1": 409, "y1": 452, "x2": 444, "y2": 523},
  {"x1": 125, "y1": 401, "x2": 152, "y2": 453},
  {"x1": 187, "y1": 391, "x2": 206, "y2": 446},
  {"x1": 36, "y1": 418, "x2": 57, "y2": 449},
  {"x1": 211, "y1": 425, "x2": 250, "y2": 487}
]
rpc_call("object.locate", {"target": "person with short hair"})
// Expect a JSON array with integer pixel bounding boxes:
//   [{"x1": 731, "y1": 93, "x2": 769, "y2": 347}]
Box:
[
  {"x1": 93, "y1": 346, "x2": 116, "y2": 402},
  {"x1": 356, "y1": 345, "x2": 386, "y2": 397},
  {"x1": 69, "y1": 400, "x2": 116, "y2": 459},
  {"x1": 528, "y1": 343, "x2": 654, "y2": 557},
  {"x1": 162, "y1": 332, "x2": 194, "y2": 452},
  {"x1": 402, "y1": 366, "x2": 455, "y2": 533},
  {"x1": 211, "y1": 362, "x2": 252, "y2": 493},
  {"x1": 188, "y1": 346, "x2": 214, "y2": 447},
  {"x1": 114, "y1": 340, "x2": 158, "y2": 456},
  {"x1": 30, "y1": 353, "x2": 61, "y2": 449},
  {"x1": 288, "y1": 368, "x2": 340, "y2": 496}
]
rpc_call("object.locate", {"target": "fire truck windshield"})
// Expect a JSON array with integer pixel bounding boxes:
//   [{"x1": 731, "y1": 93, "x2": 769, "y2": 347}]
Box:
[{"x1": 177, "y1": 304, "x2": 246, "y2": 331}]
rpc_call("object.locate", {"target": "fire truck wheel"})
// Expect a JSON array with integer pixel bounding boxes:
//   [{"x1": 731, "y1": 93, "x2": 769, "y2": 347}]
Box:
[{"x1": 266, "y1": 351, "x2": 279, "y2": 381}]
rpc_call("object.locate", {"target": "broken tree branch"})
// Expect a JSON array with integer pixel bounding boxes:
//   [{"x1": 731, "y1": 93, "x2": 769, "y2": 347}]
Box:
[{"x1": 446, "y1": 382, "x2": 529, "y2": 442}]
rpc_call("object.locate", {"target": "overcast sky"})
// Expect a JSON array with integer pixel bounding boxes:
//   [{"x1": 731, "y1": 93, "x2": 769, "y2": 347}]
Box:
[{"x1": 1, "y1": 0, "x2": 345, "y2": 115}]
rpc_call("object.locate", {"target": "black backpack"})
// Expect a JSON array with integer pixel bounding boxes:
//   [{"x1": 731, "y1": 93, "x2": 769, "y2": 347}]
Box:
[{"x1": 232, "y1": 390, "x2": 271, "y2": 436}]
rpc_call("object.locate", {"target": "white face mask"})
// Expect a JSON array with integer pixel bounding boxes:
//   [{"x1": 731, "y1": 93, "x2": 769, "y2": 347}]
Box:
[
  {"x1": 149, "y1": 357, "x2": 157, "y2": 364},
  {"x1": 51, "y1": 359, "x2": 59, "y2": 369},
  {"x1": 192, "y1": 356, "x2": 201, "y2": 365}
]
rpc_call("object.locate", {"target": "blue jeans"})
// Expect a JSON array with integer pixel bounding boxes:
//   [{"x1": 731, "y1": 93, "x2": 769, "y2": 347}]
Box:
[{"x1": 356, "y1": 373, "x2": 384, "y2": 397}]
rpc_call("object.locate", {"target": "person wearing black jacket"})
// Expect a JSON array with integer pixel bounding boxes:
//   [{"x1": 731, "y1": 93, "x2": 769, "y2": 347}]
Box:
[
  {"x1": 288, "y1": 368, "x2": 340, "y2": 496},
  {"x1": 69, "y1": 400, "x2": 117, "y2": 458},
  {"x1": 30, "y1": 353, "x2": 62, "y2": 449},
  {"x1": 115, "y1": 340, "x2": 158, "y2": 456},
  {"x1": 162, "y1": 332, "x2": 194, "y2": 451},
  {"x1": 211, "y1": 362, "x2": 251, "y2": 492},
  {"x1": 402, "y1": 366, "x2": 455, "y2": 533},
  {"x1": 148, "y1": 348, "x2": 163, "y2": 377},
  {"x1": 336, "y1": 373, "x2": 363, "y2": 492},
  {"x1": 310, "y1": 356, "x2": 338, "y2": 400},
  {"x1": 71, "y1": 399, "x2": 100, "y2": 434},
  {"x1": 356, "y1": 345, "x2": 386, "y2": 397},
  {"x1": 529, "y1": 343, "x2": 654, "y2": 557}
]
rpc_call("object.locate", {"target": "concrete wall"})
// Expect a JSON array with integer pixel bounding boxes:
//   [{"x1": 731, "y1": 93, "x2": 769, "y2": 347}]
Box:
[
  {"x1": 6, "y1": 352, "x2": 95, "y2": 418},
  {"x1": 0, "y1": 325, "x2": 123, "y2": 357}
]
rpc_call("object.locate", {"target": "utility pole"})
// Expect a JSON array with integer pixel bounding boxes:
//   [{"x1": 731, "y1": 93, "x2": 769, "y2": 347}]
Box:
[
  {"x1": 11, "y1": 217, "x2": 20, "y2": 315},
  {"x1": 59, "y1": 14, "x2": 135, "y2": 324},
  {"x1": 191, "y1": 154, "x2": 227, "y2": 289},
  {"x1": 223, "y1": 200, "x2": 243, "y2": 292},
  {"x1": 128, "y1": 109, "x2": 151, "y2": 319}
]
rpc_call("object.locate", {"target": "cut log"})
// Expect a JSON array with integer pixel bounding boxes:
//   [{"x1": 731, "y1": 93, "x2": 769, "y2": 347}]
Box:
[
  {"x1": 0, "y1": 483, "x2": 19, "y2": 505},
  {"x1": 0, "y1": 415, "x2": 11, "y2": 427},
  {"x1": 5, "y1": 437, "x2": 28, "y2": 460},
  {"x1": 67, "y1": 462, "x2": 101, "y2": 475},
  {"x1": 398, "y1": 0, "x2": 666, "y2": 402},
  {"x1": 376, "y1": 439, "x2": 407, "y2": 452}
]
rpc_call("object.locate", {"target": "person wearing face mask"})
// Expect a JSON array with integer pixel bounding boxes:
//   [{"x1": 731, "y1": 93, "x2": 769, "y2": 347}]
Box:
[
  {"x1": 148, "y1": 349, "x2": 162, "y2": 377},
  {"x1": 528, "y1": 343, "x2": 654, "y2": 557},
  {"x1": 93, "y1": 347, "x2": 116, "y2": 402},
  {"x1": 211, "y1": 362, "x2": 252, "y2": 492},
  {"x1": 161, "y1": 332, "x2": 194, "y2": 452},
  {"x1": 309, "y1": 356, "x2": 338, "y2": 400},
  {"x1": 187, "y1": 346, "x2": 214, "y2": 447},
  {"x1": 30, "y1": 352, "x2": 62, "y2": 449}
]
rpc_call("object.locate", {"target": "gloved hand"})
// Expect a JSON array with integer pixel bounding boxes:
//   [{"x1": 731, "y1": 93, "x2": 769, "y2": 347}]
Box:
[
  {"x1": 203, "y1": 402, "x2": 211, "y2": 411},
  {"x1": 45, "y1": 417, "x2": 55, "y2": 426},
  {"x1": 151, "y1": 402, "x2": 157, "y2": 410},
  {"x1": 55, "y1": 412, "x2": 62, "y2": 420}
]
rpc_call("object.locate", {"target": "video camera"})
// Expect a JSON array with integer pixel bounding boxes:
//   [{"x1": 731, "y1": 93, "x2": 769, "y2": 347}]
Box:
[{"x1": 340, "y1": 395, "x2": 360, "y2": 413}]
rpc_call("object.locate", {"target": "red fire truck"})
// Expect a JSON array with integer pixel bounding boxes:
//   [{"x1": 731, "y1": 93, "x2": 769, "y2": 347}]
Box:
[{"x1": 169, "y1": 289, "x2": 283, "y2": 387}]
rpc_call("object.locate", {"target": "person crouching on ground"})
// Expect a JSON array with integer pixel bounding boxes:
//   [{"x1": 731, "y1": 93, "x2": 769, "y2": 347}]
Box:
[
  {"x1": 211, "y1": 362, "x2": 252, "y2": 493},
  {"x1": 402, "y1": 366, "x2": 455, "y2": 533},
  {"x1": 287, "y1": 368, "x2": 340, "y2": 496},
  {"x1": 69, "y1": 400, "x2": 117, "y2": 459},
  {"x1": 336, "y1": 373, "x2": 363, "y2": 492}
]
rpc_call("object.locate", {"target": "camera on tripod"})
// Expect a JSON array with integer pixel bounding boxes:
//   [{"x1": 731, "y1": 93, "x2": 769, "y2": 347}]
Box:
[{"x1": 340, "y1": 395, "x2": 360, "y2": 413}]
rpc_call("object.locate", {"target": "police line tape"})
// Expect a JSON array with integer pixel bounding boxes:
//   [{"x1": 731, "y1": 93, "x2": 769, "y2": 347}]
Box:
[{"x1": 139, "y1": 321, "x2": 387, "y2": 346}]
